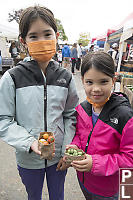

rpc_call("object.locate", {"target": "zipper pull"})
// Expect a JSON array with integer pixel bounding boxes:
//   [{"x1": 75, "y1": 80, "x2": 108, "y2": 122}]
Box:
[{"x1": 44, "y1": 88, "x2": 47, "y2": 100}]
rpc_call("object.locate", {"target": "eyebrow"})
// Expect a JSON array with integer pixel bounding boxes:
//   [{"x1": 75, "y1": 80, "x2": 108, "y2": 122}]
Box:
[
  {"x1": 85, "y1": 78, "x2": 109, "y2": 81},
  {"x1": 28, "y1": 29, "x2": 52, "y2": 36}
]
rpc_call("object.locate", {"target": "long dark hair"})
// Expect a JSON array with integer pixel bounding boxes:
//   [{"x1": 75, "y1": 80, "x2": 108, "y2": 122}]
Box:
[
  {"x1": 81, "y1": 51, "x2": 115, "y2": 78},
  {"x1": 19, "y1": 5, "x2": 57, "y2": 40}
]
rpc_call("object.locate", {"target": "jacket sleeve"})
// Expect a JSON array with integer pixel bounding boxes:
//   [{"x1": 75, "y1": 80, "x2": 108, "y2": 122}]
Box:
[
  {"x1": 91, "y1": 117, "x2": 133, "y2": 176},
  {"x1": 0, "y1": 71, "x2": 36, "y2": 152},
  {"x1": 61, "y1": 77, "x2": 79, "y2": 155}
]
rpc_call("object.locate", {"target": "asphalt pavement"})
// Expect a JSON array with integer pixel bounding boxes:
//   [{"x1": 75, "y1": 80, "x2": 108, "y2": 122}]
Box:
[{"x1": 0, "y1": 69, "x2": 86, "y2": 200}]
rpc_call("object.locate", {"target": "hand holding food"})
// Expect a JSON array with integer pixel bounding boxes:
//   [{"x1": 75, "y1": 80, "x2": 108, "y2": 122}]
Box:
[
  {"x1": 39, "y1": 133, "x2": 55, "y2": 145},
  {"x1": 65, "y1": 144, "x2": 78, "y2": 150},
  {"x1": 38, "y1": 132, "x2": 55, "y2": 160},
  {"x1": 31, "y1": 140, "x2": 41, "y2": 155},
  {"x1": 64, "y1": 147, "x2": 85, "y2": 164},
  {"x1": 71, "y1": 154, "x2": 93, "y2": 172}
]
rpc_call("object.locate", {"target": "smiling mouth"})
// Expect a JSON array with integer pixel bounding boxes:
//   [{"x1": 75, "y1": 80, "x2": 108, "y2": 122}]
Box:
[{"x1": 93, "y1": 95, "x2": 102, "y2": 99}]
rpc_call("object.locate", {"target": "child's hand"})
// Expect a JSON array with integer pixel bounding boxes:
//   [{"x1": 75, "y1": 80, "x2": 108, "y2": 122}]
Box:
[
  {"x1": 66, "y1": 144, "x2": 78, "y2": 150},
  {"x1": 30, "y1": 140, "x2": 41, "y2": 155},
  {"x1": 71, "y1": 154, "x2": 92, "y2": 172},
  {"x1": 56, "y1": 157, "x2": 70, "y2": 171}
]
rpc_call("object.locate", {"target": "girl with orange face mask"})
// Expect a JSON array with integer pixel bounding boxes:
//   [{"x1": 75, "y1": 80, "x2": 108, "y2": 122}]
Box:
[
  {"x1": 64, "y1": 52, "x2": 133, "y2": 200},
  {"x1": 0, "y1": 6, "x2": 79, "y2": 200}
]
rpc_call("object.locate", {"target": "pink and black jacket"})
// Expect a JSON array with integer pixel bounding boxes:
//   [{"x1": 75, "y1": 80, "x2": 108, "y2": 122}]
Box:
[{"x1": 71, "y1": 93, "x2": 133, "y2": 197}]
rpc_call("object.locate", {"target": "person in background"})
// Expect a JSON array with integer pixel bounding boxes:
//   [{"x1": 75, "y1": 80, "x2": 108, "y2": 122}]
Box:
[
  {"x1": 71, "y1": 43, "x2": 78, "y2": 75},
  {"x1": 65, "y1": 51, "x2": 133, "y2": 200},
  {"x1": 89, "y1": 44, "x2": 94, "y2": 52},
  {"x1": 9, "y1": 41, "x2": 20, "y2": 59},
  {"x1": 76, "y1": 43, "x2": 83, "y2": 71},
  {"x1": 0, "y1": 5, "x2": 79, "y2": 200},
  {"x1": 111, "y1": 43, "x2": 119, "y2": 71},
  {"x1": 57, "y1": 50, "x2": 62, "y2": 67},
  {"x1": 129, "y1": 46, "x2": 133, "y2": 60},
  {"x1": 62, "y1": 43, "x2": 71, "y2": 68}
]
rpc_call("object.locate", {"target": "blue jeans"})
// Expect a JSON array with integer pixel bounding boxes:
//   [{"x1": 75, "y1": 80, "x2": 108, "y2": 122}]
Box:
[{"x1": 18, "y1": 163, "x2": 67, "y2": 200}]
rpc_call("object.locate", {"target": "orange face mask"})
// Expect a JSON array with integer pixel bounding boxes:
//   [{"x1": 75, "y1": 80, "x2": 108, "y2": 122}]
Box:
[
  {"x1": 86, "y1": 95, "x2": 111, "y2": 108},
  {"x1": 27, "y1": 39, "x2": 56, "y2": 62}
]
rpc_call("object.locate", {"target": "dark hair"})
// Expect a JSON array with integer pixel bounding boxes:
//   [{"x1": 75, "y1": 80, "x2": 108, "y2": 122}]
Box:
[
  {"x1": 19, "y1": 5, "x2": 57, "y2": 40},
  {"x1": 73, "y1": 43, "x2": 77, "y2": 48},
  {"x1": 81, "y1": 51, "x2": 115, "y2": 78}
]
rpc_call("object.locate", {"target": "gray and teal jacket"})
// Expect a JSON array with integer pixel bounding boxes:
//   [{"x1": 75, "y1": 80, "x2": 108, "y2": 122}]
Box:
[{"x1": 0, "y1": 60, "x2": 79, "y2": 169}]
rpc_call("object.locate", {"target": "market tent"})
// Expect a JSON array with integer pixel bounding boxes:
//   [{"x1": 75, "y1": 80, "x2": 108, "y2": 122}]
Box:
[
  {"x1": 106, "y1": 28, "x2": 123, "y2": 45},
  {"x1": 0, "y1": 23, "x2": 18, "y2": 40},
  {"x1": 120, "y1": 28, "x2": 133, "y2": 44}
]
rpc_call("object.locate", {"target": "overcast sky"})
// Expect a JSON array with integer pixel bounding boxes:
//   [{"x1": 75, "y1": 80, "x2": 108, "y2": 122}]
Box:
[{"x1": 0, "y1": 0, "x2": 133, "y2": 43}]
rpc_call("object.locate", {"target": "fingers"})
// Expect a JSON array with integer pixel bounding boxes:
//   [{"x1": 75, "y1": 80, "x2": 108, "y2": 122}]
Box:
[
  {"x1": 56, "y1": 158, "x2": 70, "y2": 171},
  {"x1": 56, "y1": 158, "x2": 63, "y2": 171},
  {"x1": 66, "y1": 144, "x2": 78, "y2": 150},
  {"x1": 71, "y1": 154, "x2": 92, "y2": 172},
  {"x1": 31, "y1": 140, "x2": 41, "y2": 155}
]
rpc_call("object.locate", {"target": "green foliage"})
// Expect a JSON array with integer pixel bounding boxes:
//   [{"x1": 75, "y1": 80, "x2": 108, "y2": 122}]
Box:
[
  {"x1": 55, "y1": 19, "x2": 68, "y2": 41},
  {"x1": 8, "y1": 9, "x2": 23, "y2": 24},
  {"x1": 78, "y1": 32, "x2": 91, "y2": 46},
  {"x1": 8, "y1": 9, "x2": 68, "y2": 41}
]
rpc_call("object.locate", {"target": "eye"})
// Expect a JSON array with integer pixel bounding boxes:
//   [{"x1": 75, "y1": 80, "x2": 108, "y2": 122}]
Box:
[
  {"x1": 85, "y1": 80, "x2": 93, "y2": 85},
  {"x1": 45, "y1": 33, "x2": 52, "y2": 37},
  {"x1": 29, "y1": 35, "x2": 37, "y2": 39},
  {"x1": 101, "y1": 80, "x2": 109, "y2": 84}
]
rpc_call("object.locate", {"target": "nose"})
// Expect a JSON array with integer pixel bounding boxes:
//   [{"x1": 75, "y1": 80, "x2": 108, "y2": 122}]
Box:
[
  {"x1": 92, "y1": 84, "x2": 101, "y2": 92},
  {"x1": 38, "y1": 36, "x2": 45, "y2": 41}
]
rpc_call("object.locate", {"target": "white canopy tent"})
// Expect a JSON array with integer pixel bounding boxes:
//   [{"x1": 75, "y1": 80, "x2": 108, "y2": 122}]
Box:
[
  {"x1": 0, "y1": 23, "x2": 19, "y2": 57},
  {"x1": 0, "y1": 23, "x2": 18, "y2": 40}
]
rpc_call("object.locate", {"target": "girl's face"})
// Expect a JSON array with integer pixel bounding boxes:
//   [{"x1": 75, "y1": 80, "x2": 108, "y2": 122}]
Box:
[
  {"x1": 82, "y1": 67, "x2": 115, "y2": 104},
  {"x1": 25, "y1": 17, "x2": 57, "y2": 43}
]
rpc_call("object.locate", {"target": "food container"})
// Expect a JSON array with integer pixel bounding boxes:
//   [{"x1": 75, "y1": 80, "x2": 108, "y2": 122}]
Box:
[
  {"x1": 38, "y1": 132, "x2": 55, "y2": 160},
  {"x1": 65, "y1": 148, "x2": 85, "y2": 164}
]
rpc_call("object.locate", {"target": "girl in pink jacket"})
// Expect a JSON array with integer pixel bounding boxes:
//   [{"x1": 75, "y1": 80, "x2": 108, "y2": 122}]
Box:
[{"x1": 65, "y1": 52, "x2": 133, "y2": 199}]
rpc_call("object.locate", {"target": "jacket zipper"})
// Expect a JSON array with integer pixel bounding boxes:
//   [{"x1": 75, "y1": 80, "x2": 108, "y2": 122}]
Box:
[
  {"x1": 44, "y1": 82, "x2": 47, "y2": 167},
  {"x1": 44, "y1": 83, "x2": 47, "y2": 132}
]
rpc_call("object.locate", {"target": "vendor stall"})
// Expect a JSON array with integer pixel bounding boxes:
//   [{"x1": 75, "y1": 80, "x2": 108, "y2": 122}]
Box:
[
  {"x1": 117, "y1": 16, "x2": 133, "y2": 72},
  {"x1": 118, "y1": 75, "x2": 133, "y2": 108},
  {"x1": 123, "y1": 85, "x2": 133, "y2": 108}
]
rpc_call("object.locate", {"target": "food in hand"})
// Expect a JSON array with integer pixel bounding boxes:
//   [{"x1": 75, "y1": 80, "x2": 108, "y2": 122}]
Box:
[
  {"x1": 66, "y1": 148, "x2": 84, "y2": 156},
  {"x1": 65, "y1": 147, "x2": 85, "y2": 163},
  {"x1": 39, "y1": 133, "x2": 55, "y2": 145},
  {"x1": 43, "y1": 133, "x2": 49, "y2": 139},
  {"x1": 38, "y1": 132, "x2": 55, "y2": 160},
  {"x1": 48, "y1": 136, "x2": 55, "y2": 143},
  {"x1": 43, "y1": 141, "x2": 49, "y2": 145},
  {"x1": 39, "y1": 139, "x2": 46, "y2": 143}
]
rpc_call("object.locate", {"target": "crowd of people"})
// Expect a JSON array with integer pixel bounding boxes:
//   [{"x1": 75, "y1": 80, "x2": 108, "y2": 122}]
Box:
[
  {"x1": 0, "y1": 5, "x2": 133, "y2": 200},
  {"x1": 56, "y1": 42, "x2": 92, "y2": 74}
]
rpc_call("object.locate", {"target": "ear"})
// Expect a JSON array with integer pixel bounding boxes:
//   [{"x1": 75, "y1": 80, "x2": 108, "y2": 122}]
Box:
[
  {"x1": 19, "y1": 37, "x2": 25, "y2": 44},
  {"x1": 112, "y1": 76, "x2": 117, "y2": 88},
  {"x1": 81, "y1": 76, "x2": 84, "y2": 84},
  {"x1": 56, "y1": 32, "x2": 60, "y2": 40},
  {"x1": 19, "y1": 37, "x2": 28, "y2": 48},
  {"x1": 112, "y1": 76, "x2": 117, "y2": 85}
]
